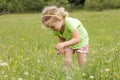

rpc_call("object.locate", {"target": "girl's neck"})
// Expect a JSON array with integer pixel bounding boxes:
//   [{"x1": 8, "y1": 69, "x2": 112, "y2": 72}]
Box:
[{"x1": 60, "y1": 20, "x2": 65, "y2": 34}]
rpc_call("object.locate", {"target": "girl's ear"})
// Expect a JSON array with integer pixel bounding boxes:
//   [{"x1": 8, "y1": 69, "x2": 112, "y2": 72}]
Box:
[
  {"x1": 56, "y1": 18, "x2": 60, "y2": 21},
  {"x1": 58, "y1": 18, "x2": 62, "y2": 22}
]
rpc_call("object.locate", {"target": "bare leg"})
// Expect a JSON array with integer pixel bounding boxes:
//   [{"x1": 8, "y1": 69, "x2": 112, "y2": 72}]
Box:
[
  {"x1": 77, "y1": 53, "x2": 87, "y2": 66},
  {"x1": 63, "y1": 49, "x2": 74, "y2": 68}
]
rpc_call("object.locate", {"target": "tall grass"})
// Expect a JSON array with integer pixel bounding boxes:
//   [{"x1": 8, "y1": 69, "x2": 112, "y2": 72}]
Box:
[{"x1": 0, "y1": 9, "x2": 120, "y2": 80}]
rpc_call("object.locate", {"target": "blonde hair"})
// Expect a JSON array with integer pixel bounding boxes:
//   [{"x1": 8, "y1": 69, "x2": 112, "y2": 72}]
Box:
[{"x1": 41, "y1": 6, "x2": 69, "y2": 26}]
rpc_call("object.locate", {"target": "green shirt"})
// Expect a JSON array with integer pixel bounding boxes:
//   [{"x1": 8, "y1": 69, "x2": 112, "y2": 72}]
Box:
[{"x1": 54, "y1": 17, "x2": 89, "y2": 49}]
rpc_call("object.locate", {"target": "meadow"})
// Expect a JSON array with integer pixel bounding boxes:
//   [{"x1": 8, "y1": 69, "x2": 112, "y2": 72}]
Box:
[{"x1": 0, "y1": 9, "x2": 120, "y2": 80}]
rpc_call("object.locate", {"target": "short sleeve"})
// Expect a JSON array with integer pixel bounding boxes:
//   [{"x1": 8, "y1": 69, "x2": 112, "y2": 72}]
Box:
[
  {"x1": 65, "y1": 17, "x2": 81, "y2": 32},
  {"x1": 68, "y1": 23, "x2": 80, "y2": 32}
]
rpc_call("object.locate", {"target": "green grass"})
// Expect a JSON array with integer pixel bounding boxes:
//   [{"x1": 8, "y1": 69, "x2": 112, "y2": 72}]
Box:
[{"x1": 0, "y1": 9, "x2": 120, "y2": 80}]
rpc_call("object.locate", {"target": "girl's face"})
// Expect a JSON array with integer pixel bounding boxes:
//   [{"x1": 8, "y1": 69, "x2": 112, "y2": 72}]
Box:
[{"x1": 46, "y1": 19, "x2": 63, "y2": 31}]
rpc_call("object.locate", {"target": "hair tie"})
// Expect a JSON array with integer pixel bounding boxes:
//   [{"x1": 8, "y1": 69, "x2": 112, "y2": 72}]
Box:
[{"x1": 42, "y1": 15, "x2": 60, "y2": 19}]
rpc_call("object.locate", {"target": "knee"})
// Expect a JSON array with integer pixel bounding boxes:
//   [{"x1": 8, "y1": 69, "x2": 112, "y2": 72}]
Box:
[
  {"x1": 63, "y1": 57, "x2": 72, "y2": 63},
  {"x1": 78, "y1": 58, "x2": 87, "y2": 65},
  {"x1": 63, "y1": 57, "x2": 72, "y2": 67},
  {"x1": 83, "y1": 58, "x2": 87, "y2": 63}
]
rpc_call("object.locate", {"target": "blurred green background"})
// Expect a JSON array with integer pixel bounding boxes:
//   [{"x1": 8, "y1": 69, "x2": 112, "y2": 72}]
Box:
[{"x1": 0, "y1": 0, "x2": 120, "y2": 13}]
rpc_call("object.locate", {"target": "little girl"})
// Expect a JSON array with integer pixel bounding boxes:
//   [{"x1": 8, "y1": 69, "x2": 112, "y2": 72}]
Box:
[{"x1": 41, "y1": 6, "x2": 89, "y2": 67}]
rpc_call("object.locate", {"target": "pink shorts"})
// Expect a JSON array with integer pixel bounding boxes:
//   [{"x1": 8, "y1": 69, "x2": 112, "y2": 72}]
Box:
[{"x1": 65, "y1": 45, "x2": 88, "y2": 54}]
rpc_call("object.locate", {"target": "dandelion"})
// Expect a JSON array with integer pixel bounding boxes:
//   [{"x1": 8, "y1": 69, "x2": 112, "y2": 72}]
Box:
[
  {"x1": 20, "y1": 56, "x2": 23, "y2": 58},
  {"x1": 101, "y1": 75, "x2": 103, "y2": 78},
  {"x1": 25, "y1": 57, "x2": 29, "y2": 61},
  {"x1": 21, "y1": 49, "x2": 24, "y2": 53},
  {"x1": 10, "y1": 45, "x2": 15, "y2": 49},
  {"x1": 21, "y1": 38, "x2": 25, "y2": 41},
  {"x1": 48, "y1": 49, "x2": 53, "y2": 54},
  {"x1": 90, "y1": 76, "x2": 94, "y2": 79}
]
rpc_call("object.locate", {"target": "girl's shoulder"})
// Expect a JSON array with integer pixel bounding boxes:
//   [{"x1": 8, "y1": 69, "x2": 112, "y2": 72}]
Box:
[
  {"x1": 65, "y1": 17, "x2": 79, "y2": 21},
  {"x1": 65, "y1": 17, "x2": 82, "y2": 27},
  {"x1": 65, "y1": 17, "x2": 82, "y2": 32},
  {"x1": 65, "y1": 17, "x2": 81, "y2": 25}
]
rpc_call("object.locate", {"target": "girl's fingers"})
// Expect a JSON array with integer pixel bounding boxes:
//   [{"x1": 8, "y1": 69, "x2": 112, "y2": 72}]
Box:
[
  {"x1": 59, "y1": 49, "x2": 64, "y2": 53},
  {"x1": 56, "y1": 49, "x2": 64, "y2": 55}
]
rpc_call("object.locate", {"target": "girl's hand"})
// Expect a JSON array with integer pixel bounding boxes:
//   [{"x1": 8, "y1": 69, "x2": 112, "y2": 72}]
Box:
[
  {"x1": 55, "y1": 42, "x2": 66, "y2": 54},
  {"x1": 56, "y1": 49, "x2": 64, "y2": 55}
]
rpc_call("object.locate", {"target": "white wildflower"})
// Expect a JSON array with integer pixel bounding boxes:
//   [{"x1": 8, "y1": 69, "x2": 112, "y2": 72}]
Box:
[
  {"x1": 24, "y1": 72, "x2": 29, "y2": 75},
  {"x1": 65, "y1": 76, "x2": 72, "y2": 80},
  {"x1": 40, "y1": 77, "x2": 43, "y2": 80},
  {"x1": 90, "y1": 76, "x2": 94, "y2": 79},
  {"x1": 38, "y1": 59, "x2": 40, "y2": 63},
  {"x1": 18, "y1": 78, "x2": 23, "y2": 80},
  {"x1": 105, "y1": 60, "x2": 111, "y2": 63},
  {"x1": 100, "y1": 69, "x2": 103, "y2": 72},
  {"x1": 3, "y1": 75, "x2": 8, "y2": 78},
  {"x1": 82, "y1": 73, "x2": 86, "y2": 76},
  {"x1": 105, "y1": 68, "x2": 110, "y2": 72},
  {"x1": 0, "y1": 62, "x2": 8, "y2": 66},
  {"x1": 11, "y1": 77, "x2": 16, "y2": 80},
  {"x1": 1, "y1": 70, "x2": 4, "y2": 74}
]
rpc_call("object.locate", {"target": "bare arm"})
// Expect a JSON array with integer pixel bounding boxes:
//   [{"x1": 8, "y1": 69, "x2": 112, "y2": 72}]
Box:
[
  {"x1": 63, "y1": 29, "x2": 80, "y2": 47},
  {"x1": 56, "y1": 29, "x2": 80, "y2": 51},
  {"x1": 57, "y1": 36, "x2": 65, "y2": 42}
]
